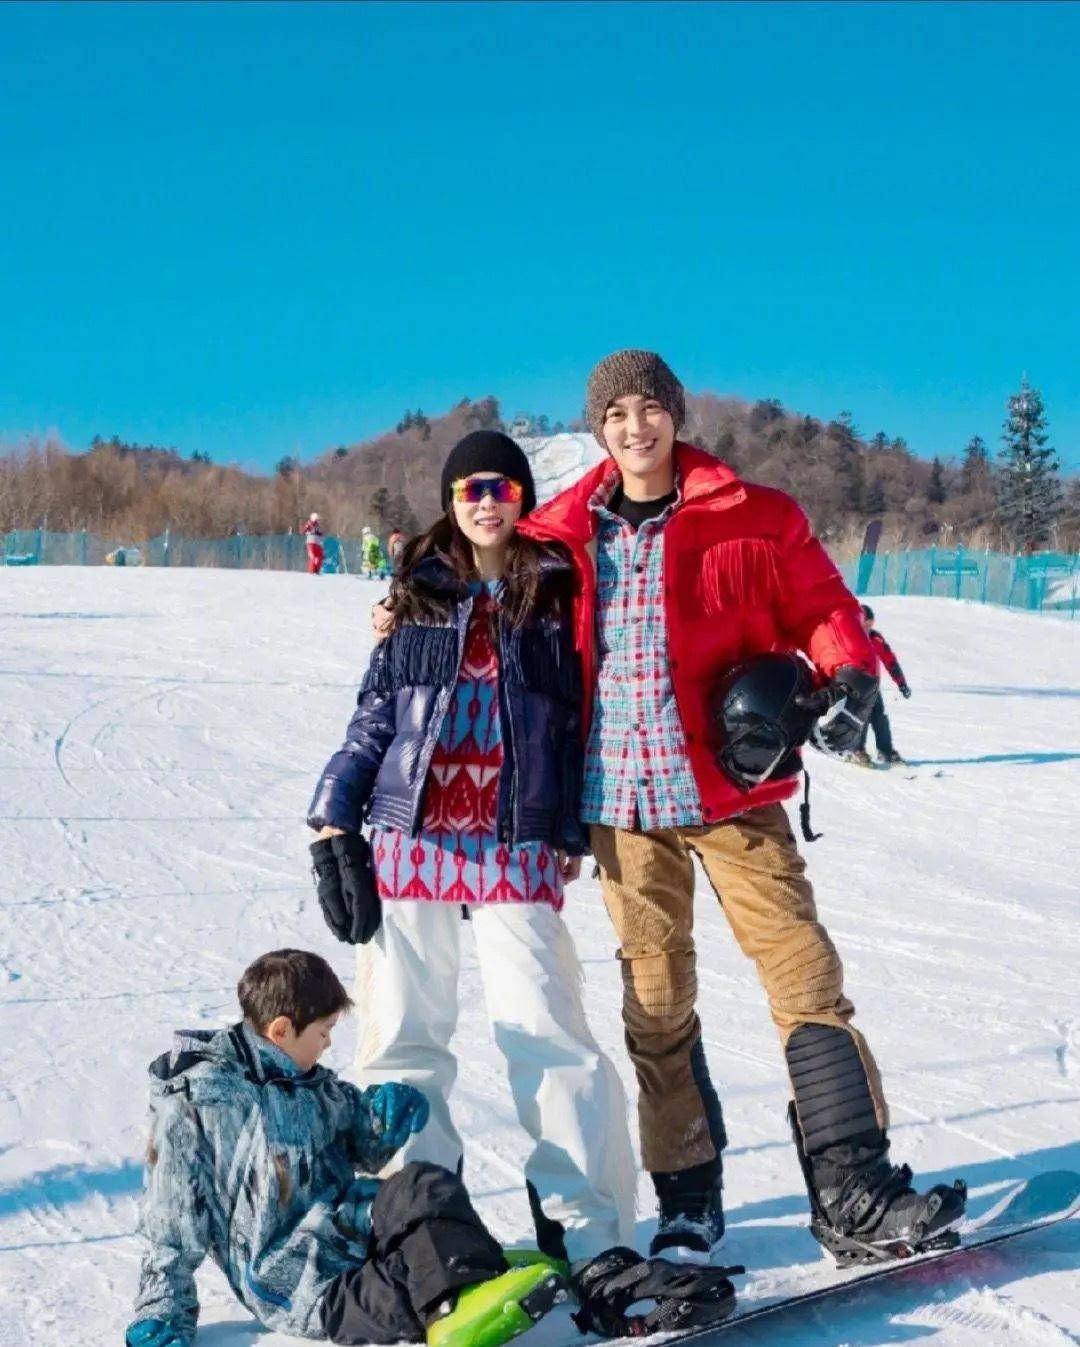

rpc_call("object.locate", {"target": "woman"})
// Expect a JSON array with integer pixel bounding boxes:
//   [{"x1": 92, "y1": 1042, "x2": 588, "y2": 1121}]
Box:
[{"x1": 307, "y1": 431, "x2": 635, "y2": 1269}]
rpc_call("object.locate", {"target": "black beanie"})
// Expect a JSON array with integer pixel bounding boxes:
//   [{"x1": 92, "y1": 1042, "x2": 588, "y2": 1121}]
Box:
[{"x1": 440, "y1": 431, "x2": 536, "y2": 514}]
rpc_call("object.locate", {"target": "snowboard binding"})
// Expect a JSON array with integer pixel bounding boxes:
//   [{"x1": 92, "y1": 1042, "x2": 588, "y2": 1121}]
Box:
[
  {"x1": 809, "y1": 1201, "x2": 963, "y2": 1266},
  {"x1": 572, "y1": 1246, "x2": 744, "y2": 1338},
  {"x1": 427, "y1": 1261, "x2": 570, "y2": 1347}
]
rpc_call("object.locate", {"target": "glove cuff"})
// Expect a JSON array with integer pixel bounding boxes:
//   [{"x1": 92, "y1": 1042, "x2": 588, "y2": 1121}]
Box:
[{"x1": 330, "y1": 832, "x2": 371, "y2": 866}]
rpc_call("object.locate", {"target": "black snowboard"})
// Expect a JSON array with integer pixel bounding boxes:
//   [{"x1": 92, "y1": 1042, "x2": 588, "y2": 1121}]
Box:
[{"x1": 577, "y1": 1169, "x2": 1080, "y2": 1345}]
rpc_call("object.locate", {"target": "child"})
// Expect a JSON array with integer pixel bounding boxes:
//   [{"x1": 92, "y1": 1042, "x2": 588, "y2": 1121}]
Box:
[
  {"x1": 850, "y1": 604, "x2": 911, "y2": 766},
  {"x1": 125, "y1": 949, "x2": 567, "y2": 1347},
  {"x1": 308, "y1": 432, "x2": 637, "y2": 1274}
]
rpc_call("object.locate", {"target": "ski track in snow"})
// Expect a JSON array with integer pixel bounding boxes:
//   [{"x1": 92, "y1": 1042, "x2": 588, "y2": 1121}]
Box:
[{"x1": 0, "y1": 569, "x2": 1077, "y2": 1347}]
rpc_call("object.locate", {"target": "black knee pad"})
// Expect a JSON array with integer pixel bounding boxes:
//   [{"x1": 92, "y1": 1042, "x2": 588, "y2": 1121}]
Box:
[{"x1": 786, "y1": 1024, "x2": 880, "y2": 1154}]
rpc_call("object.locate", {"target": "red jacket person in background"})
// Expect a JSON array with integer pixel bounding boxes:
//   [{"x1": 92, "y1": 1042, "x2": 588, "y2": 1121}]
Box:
[
  {"x1": 303, "y1": 512, "x2": 325, "y2": 575},
  {"x1": 520, "y1": 349, "x2": 965, "y2": 1268},
  {"x1": 851, "y1": 603, "x2": 912, "y2": 766}
]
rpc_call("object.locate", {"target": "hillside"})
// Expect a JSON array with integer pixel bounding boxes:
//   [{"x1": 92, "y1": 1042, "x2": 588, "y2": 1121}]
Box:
[{"x1": 3, "y1": 395, "x2": 1076, "y2": 554}]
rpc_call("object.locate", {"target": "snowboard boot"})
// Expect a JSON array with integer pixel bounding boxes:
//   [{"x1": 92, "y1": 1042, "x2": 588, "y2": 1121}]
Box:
[
  {"x1": 785, "y1": 1023, "x2": 966, "y2": 1264},
  {"x1": 877, "y1": 750, "x2": 905, "y2": 766},
  {"x1": 847, "y1": 748, "x2": 873, "y2": 767},
  {"x1": 789, "y1": 1102, "x2": 966, "y2": 1264},
  {"x1": 426, "y1": 1262, "x2": 570, "y2": 1347},
  {"x1": 649, "y1": 1159, "x2": 726, "y2": 1258}
]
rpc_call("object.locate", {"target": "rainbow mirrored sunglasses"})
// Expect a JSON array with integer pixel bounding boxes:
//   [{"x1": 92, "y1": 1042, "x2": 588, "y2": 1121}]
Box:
[{"x1": 450, "y1": 474, "x2": 524, "y2": 505}]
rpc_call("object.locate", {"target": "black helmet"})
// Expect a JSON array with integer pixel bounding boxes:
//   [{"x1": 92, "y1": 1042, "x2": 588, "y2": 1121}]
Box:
[{"x1": 710, "y1": 653, "x2": 817, "y2": 791}]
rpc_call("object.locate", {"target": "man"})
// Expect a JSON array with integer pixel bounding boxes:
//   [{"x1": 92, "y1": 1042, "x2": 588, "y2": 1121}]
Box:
[
  {"x1": 519, "y1": 350, "x2": 965, "y2": 1263},
  {"x1": 303, "y1": 511, "x2": 325, "y2": 575},
  {"x1": 850, "y1": 603, "x2": 911, "y2": 767}
]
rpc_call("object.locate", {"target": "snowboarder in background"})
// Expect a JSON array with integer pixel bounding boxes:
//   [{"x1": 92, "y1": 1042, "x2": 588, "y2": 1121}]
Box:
[
  {"x1": 849, "y1": 603, "x2": 911, "y2": 767},
  {"x1": 125, "y1": 949, "x2": 570, "y2": 1347},
  {"x1": 304, "y1": 511, "x2": 325, "y2": 575},
  {"x1": 387, "y1": 527, "x2": 407, "y2": 571},
  {"x1": 519, "y1": 349, "x2": 965, "y2": 1266},
  {"x1": 360, "y1": 525, "x2": 387, "y2": 578}
]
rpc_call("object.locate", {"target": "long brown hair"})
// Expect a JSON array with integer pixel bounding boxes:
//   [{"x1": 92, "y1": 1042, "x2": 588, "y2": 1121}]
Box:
[{"x1": 387, "y1": 513, "x2": 574, "y2": 630}]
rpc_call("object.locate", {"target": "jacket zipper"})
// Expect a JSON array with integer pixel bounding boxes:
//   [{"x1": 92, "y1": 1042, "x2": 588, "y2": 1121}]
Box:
[
  {"x1": 407, "y1": 599, "x2": 471, "y2": 836},
  {"x1": 496, "y1": 609, "x2": 519, "y2": 844}
]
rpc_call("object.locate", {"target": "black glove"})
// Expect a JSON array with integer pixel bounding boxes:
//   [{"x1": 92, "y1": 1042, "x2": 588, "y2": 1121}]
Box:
[
  {"x1": 900, "y1": 682, "x2": 912, "y2": 699},
  {"x1": 310, "y1": 833, "x2": 381, "y2": 945},
  {"x1": 572, "y1": 1247, "x2": 742, "y2": 1338},
  {"x1": 798, "y1": 665, "x2": 879, "y2": 757}
]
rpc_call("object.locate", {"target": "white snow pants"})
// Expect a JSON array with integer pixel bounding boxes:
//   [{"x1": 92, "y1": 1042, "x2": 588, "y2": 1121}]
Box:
[{"x1": 355, "y1": 900, "x2": 636, "y2": 1263}]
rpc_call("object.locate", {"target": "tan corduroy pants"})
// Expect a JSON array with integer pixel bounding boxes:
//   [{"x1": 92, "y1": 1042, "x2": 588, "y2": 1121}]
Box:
[{"x1": 591, "y1": 804, "x2": 887, "y2": 1174}]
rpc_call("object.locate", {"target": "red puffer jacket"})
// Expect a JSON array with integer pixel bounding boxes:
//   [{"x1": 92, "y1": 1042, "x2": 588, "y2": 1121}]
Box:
[{"x1": 519, "y1": 442, "x2": 877, "y2": 823}]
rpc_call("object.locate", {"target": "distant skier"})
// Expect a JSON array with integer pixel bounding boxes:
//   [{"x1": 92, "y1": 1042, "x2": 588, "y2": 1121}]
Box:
[
  {"x1": 360, "y1": 525, "x2": 387, "y2": 578},
  {"x1": 387, "y1": 527, "x2": 407, "y2": 571},
  {"x1": 849, "y1": 604, "x2": 911, "y2": 767},
  {"x1": 124, "y1": 949, "x2": 569, "y2": 1347},
  {"x1": 303, "y1": 511, "x2": 325, "y2": 575}
]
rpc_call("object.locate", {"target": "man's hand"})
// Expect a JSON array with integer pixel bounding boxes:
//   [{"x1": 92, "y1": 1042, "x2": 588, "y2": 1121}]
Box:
[
  {"x1": 557, "y1": 851, "x2": 582, "y2": 882},
  {"x1": 799, "y1": 666, "x2": 879, "y2": 756},
  {"x1": 899, "y1": 682, "x2": 912, "y2": 699}
]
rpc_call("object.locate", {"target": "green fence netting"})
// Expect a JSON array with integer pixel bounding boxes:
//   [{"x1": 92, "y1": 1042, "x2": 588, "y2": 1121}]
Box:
[
  {"x1": 1, "y1": 530, "x2": 391, "y2": 577},
  {"x1": 4, "y1": 531, "x2": 1076, "y2": 616}
]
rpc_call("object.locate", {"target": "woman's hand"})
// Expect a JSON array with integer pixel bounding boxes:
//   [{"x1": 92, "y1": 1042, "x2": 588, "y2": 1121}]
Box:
[
  {"x1": 557, "y1": 851, "x2": 582, "y2": 883},
  {"x1": 309, "y1": 832, "x2": 382, "y2": 944}
]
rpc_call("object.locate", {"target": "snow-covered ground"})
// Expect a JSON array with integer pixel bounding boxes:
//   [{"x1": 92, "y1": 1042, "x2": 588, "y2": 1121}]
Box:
[{"x1": 0, "y1": 567, "x2": 1077, "y2": 1347}]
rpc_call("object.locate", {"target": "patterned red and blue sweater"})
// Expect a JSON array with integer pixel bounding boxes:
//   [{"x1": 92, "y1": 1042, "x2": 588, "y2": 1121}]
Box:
[{"x1": 371, "y1": 587, "x2": 564, "y2": 910}]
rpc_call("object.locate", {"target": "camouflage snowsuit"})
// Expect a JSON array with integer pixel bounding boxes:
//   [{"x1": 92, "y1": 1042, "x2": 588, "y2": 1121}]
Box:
[{"x1": 128, "y1": 1022, "x2": 409, "y2": 1344}]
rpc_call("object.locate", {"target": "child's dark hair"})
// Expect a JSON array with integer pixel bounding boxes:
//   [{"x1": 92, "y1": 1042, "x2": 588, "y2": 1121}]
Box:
[
  {"x1": 860, "y1": 603, "x2": 875, "y2": 622},
  {"x1": 237, "y1": 949, "x2": 353, "y2": 1034}
]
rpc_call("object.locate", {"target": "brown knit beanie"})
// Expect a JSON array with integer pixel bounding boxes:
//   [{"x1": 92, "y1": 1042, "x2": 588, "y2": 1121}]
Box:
[{"x1": 585, "y1": 349, "x2": 685, "y2": 446}]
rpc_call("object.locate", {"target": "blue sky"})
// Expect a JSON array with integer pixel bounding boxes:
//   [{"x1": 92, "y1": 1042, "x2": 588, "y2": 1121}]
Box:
[{"x1": 2, "y1": 1, "x2": 1078, "y2": 473}]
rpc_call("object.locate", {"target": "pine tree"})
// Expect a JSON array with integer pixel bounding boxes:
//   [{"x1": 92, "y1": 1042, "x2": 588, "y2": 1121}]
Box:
[
  {"x1": 997, "y1": 376, "x2": 1061, "y2": 549},
  {"x1": 370, "y1": 487, "x2": 390, "y2": 527},
  {"x1": 927, "y1": 456, "x2": 946, "y2": 504},
  {"x1": 959, "y1": 434, "x2": 989, "y2": 493},
  {"x1": 828, "y1": 410, "x2": 858, "y2": 450},
  {"x1": 865, "y1": 478, "x2": 887, "y2": 515}
]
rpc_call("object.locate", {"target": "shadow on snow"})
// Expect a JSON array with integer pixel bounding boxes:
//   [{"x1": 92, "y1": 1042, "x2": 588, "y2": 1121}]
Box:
[{"x1": 907, "y1": 751, "x2": 1080, "y2": 768}]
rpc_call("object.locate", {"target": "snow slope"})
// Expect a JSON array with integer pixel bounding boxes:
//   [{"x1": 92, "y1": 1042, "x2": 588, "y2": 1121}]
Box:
[{"x1": 0, "y1": 568, "x2": 1077, "y2": 1347}]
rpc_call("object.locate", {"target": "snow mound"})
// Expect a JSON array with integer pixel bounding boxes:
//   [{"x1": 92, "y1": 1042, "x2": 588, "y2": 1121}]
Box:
[{"x1": 520, "y1": 433, "x2": 606, "y2": 502}]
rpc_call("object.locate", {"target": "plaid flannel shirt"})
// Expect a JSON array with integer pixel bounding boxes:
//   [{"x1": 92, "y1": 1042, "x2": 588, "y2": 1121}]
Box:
[{"x1": 580, "y1": 470, "x2": 702, "y2": 831}]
